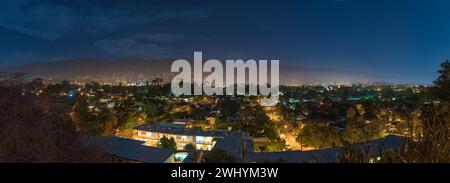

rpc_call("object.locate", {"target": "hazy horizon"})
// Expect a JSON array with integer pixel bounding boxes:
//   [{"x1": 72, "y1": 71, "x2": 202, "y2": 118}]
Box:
[
  {"x1": 0, "y1": 56, "x2": 434, "y2": 85},
  {"x1": 1, "y1": 0, "x2": 448, "y2": 84}
]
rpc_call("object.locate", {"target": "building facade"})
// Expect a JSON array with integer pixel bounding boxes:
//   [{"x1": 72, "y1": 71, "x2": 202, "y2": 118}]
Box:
[{"x1": 132, "y1": 124, "x2": 216, "y2": 150}]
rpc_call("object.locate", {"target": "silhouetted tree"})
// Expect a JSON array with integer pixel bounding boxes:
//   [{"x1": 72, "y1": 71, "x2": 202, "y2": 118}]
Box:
[
  {"x1": 297, "y1": 123, "x2": 343, "y2": 149},
  {"x1": 183, "y1": 143, "x2": 196, "y2": 151},
  {"x1": 72, "y1": 95, "x2": 90, "y2": 131},
  {"x1": 97, "y1": 110, "x2": 118, "y2": 136},
  {"x1": 432, "y1": 59, "x2": 450, "y2": 102},
  {"x1": 0, "y1": 83, "x2": 107, "y2": 162},
  {"x1": 158, "y1": 136, "x2": 177, "y2": 151},
  {"x1": 203, "y1": 149, "x2": 237, "y2": 163}
]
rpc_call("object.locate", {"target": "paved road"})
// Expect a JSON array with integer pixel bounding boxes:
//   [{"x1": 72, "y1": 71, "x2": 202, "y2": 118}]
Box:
[
  {"x1": 266, "y1": 109, "x2": 313, "y2": 151},
  {"x1": 276, "y1": 120, "x2": 315, "y2": 151},
  {"x1": 276, "y1": 121, "x2": 303, "y2": 150}
]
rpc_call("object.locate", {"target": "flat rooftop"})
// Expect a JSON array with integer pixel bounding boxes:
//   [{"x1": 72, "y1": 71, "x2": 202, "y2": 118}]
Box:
[
  {"x1": 248, "y1": 135, "x2": 405, "y2": 163},
  {"x1": 133, "y1": 124, "x2": 249, "y2": 139},
  {"x1": 84, "y1": 136, "x2": 174, "y2": 163}
]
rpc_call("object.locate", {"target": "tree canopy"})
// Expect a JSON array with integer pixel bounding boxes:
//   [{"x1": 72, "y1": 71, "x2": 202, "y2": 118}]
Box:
[
  {"x1": 158, "y1": 136, "x2": 177, "y2": 151},
  {"x1": 203, "y1": 149, "x2": 237, "y2": 163}
]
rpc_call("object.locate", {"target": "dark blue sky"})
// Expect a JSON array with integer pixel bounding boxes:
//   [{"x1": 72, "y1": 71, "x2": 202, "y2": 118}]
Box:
[{"x1": 0, "y1": 0, "x2": 449, "y2": 84}]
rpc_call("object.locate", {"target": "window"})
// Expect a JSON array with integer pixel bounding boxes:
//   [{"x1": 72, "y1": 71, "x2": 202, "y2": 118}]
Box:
[
  {"x1": 181, "y1": 136, "x2": 188, "y2": 141},
  {"x1": 196, "y1": 136, "x2": 205, "y2": 143},
  {"x1": 195, "y1": 144, "x2": 212, "y2": 150}
]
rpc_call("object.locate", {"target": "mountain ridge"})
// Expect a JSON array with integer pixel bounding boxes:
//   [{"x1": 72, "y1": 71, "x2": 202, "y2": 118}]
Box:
[{"x1": 3, "y1": 58, "x2": 381, "y2": 85}]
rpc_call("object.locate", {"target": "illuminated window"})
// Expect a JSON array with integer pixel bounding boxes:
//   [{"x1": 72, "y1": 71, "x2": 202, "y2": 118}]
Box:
[
  {"x1": 195, "y1": 144, "x2": 212, "y2": 150},
  {"x1": 196, "y1": 136, "x2": 205, "y2": 143},
  {"x1": 181, "y1": 136, "x2": 188, "y2": 141}
]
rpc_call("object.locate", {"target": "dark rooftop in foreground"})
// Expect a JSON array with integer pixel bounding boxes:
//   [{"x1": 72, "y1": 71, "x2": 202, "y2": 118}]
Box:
[
  {"x1": 133, "y1": 124, "x2": 250, "y2": 139},
  {"x1": 83, "y1": 136, "x2": 174, "y2": 163},
  {"x1": 248, "y1": 135, "x2": 405, "y2": 163},
  {"x1": 213, "y1": 136, "x2": 254, "y2": 161}
]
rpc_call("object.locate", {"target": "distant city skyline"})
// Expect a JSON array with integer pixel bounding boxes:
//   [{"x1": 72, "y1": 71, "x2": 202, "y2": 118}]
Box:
[{"x1": 0, "y1": 0, "x2": 449, "y2": 84}]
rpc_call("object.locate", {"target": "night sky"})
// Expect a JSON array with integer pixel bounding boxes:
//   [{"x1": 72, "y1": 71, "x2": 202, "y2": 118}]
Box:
[{"x1": 0, "y1": 0, "x2": 449, "y2": 84}]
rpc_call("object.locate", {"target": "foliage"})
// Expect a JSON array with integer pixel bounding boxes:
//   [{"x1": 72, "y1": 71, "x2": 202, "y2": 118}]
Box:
[
  {"x1": 183, "y1": 143, "x2": 196, "y2": 151},
  {"x1": 432, "y1": 59, "x2": 450, "y2": 102},
  {"x1": 143, "y1": 102, "x2": 159, "y2": 118},
  {"x1": 266, "y1": 140, "x2": 287, "y2": 152},
  {"x1": 203, "y1": 149, "x2": 237, "y2": 163},
  {"x1": 96, "y1": 110, "x2": 118, "y2": 136},
  {"x1": 341, "y1": 106, "x2": 386, "y2": 144},
  {"x1": 342, "y1": 116, "x2": 369, "y2": 144},
  {"x1": 73, "y1": 95, "x2": 89, "y2": 125},
  {"x1": 236, "y1": 104, "x2": 280, "y2": 140},
  {"x1": 338, "y1": 59, "x2": 450, "y2": 163},
  {"x1": 118, "y1": 112, "x2": 138, "y2": 130},
  {"x1": 0, "y1": 85, "x2": 107, "y2": 162},
  {"x1": 158, "y1": 136, "x2": 177, "y2": 151},
  {"x1": 337, "y1": 146, "x2": 373, "y2": 163},
  {"x1": 297, "y1": 123, "x2": 343, "y2": 149},
  {"x1": 382, "y1": 102, "x2": 449, "y2": 163}
]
